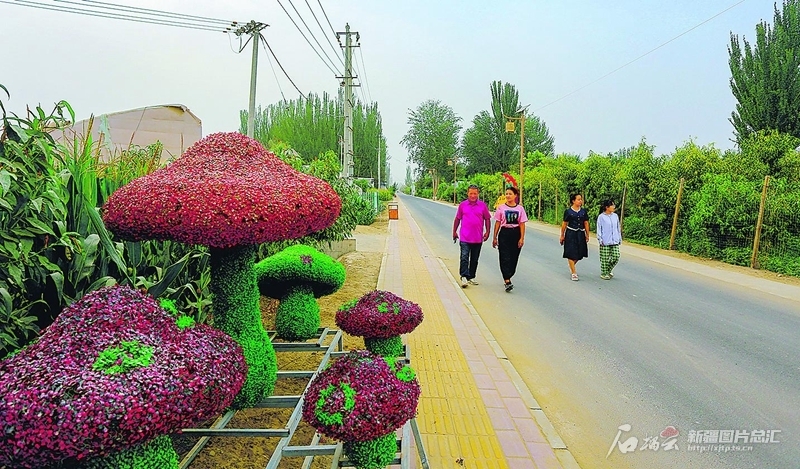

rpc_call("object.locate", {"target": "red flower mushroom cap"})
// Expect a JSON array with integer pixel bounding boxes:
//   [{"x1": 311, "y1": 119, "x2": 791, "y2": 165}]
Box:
[
  {"x1": 335, "y1": 290, "x2": 424, "y2": 338},
  {"x1": 102, "y1": 132, "x2": 342, "y2": 249}
]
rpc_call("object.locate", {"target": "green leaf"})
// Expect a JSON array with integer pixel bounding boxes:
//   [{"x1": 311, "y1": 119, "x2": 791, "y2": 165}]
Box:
[
  {"x1": 7, "y1": 265, "x2": 23, "y2": 287},
  {"x1": 19, "y1": 238, "x2": 33, "y2": 255},
  {"x1": 36, "y1": 255, "x2": 61, "y2": 272},
  {"x1": 125, "y1": 241, "x2": 142, "y2": 268},
  {"x1": 48, "y1": 272, "x2": 64, "y2": 304},
  {"x1": 87, "y1": 276, "x2": 116, "y2": 293},
  {"x1": 27, "y1": 218, "x2": 55, "y2": 236},
  {"x1": 0, "y1": 170, "x2": 10, "y2": 195},
  {"x1": 0, "y1": 287, "x2": 12, "y2": 314},
  {"x1": 146, "y1": 253, "x2": 190, "y2": 298},
  {"x1": 85, "y1": 205, "x2": 132, "y2": 284}
]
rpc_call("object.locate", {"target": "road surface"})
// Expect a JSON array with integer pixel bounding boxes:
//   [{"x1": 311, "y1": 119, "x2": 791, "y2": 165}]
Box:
[{"x1": 399, "y1": 193, "x2": 800, "y2": 469}]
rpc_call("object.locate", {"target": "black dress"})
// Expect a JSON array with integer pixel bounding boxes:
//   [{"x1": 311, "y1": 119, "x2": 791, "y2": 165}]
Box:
[{"x1": 563, "y1": 208, "x2": 589, "y2": 260}]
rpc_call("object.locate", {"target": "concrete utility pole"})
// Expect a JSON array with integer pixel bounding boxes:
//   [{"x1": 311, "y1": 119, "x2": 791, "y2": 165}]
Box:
[
  {"x1": 377, "y1": 145, "x2": 381, "y2": 189},
  {"x1": 337, "y1": 23, "x2": 359, "y2": 178},
  {"x1": 235, "y1": 21, "x2": 268, "y2": 138}
]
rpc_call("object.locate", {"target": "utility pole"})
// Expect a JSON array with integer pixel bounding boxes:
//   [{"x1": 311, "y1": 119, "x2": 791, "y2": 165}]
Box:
[
  {"x1": 337, "y1": 24, "x2": 359, "y2": 179},
  {"x1": 377, "y1": 145, "x2": 381, "y2": 189},
  {"x1": 235, "y1": 21, "x2": 268, "y2": 138},
  {"x1": 504, "y1": 106, "x2": 528, "y2": 205}
]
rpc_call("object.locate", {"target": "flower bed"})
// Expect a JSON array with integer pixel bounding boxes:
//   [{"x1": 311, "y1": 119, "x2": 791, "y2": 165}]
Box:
[
  {"x1": 302, "y1": 350, "x2": 420, "y2": 468},
  {"x1": 0, "y1": 285, "x2": 246, "y2": 468},
  {"x1": 335, "y1": 291, "x2": 423, "y2": 357}
]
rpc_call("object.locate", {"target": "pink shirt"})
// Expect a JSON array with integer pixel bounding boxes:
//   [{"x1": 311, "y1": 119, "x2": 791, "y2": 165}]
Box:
[
  {"x1": 455, "y1": 199, "x2": 491, "y2": 243},
  {"x1": 494, "y1": 204, "x2": 528, "y2": 228}
]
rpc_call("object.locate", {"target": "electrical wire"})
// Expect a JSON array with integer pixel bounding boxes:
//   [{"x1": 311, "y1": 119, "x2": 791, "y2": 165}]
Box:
[
  {"x1": 276, "y1": 0, "x2": 341, "y2": 76},
  {"x1": 52, "y1": 0, "x2": 228, "y2": 28},
  {"x1": 534, "y1": 0, "x2": 747, "y2": 112},
  {"x1": 77, "y1": 0, "x2": 235, "y2": 25},
  {"x1": 303, "y1": 0, "x2": 344, "y2": 67},
  {"x1": 316, "y1": 0, "x2": 338, "y2": 39},
  {"x1": 260, "y1": 35, "x2": 308, "y2": 100},
  {"x1": 356, "y1": 45, "x2": 373, "y2": 103},
  {"x1": 3, "y1": 0, "x2": 233, "y2": 32},
  {"x1": 263, "y1": 35, "x2": 287, "y2": 101},
  {"x1": 286, "y1": 0, "x2": 341, "y2": 72}
]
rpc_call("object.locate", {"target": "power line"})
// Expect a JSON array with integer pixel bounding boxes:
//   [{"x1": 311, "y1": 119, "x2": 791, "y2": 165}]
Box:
[
  {"x1": 286, "y1": 0, "x2": 341, "y2": 71},
  {"x1": 316, "y1": 0, "x2": 338, "y2": 40},
  {"x1": 351, "y1": 52, "x2": 368, "y2": 104},
  {"x1": 534, "y1": 0, "x2": 746, "y2": 112},
  {"x1": 3, "y1": 0, "x2": 235, "y2": 32},
  {"x1": 263, "y1": 36, "x2": 287, "y2": 101},
  {"x1": 357, "y1": 46, "x2": 373, "y2": 104},
  {"x1": 303, "y1": 0, "x2": 344, "y2": 67},
  {"x1": 66, "y1": 0, "x2": 235, "y2": 26},
  {"x1": 260, "y1": 35, "x2": 308, "y2": 100},
  {"x1": 276, "y1": 0, "x2": 341, "y2": 76}
]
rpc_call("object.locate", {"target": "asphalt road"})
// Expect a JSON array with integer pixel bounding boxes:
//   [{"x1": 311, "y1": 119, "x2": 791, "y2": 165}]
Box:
[{"x1": 399, "y1": 193, "x2": 800, "y2": 469}]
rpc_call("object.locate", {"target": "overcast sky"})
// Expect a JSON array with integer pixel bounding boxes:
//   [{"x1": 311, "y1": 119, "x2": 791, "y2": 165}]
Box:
[{"x1": 1, "y1": 0, "x2": 776, "y2": 183}]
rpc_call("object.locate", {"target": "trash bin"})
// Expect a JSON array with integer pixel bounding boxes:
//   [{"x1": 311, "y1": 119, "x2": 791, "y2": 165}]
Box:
[{"x1": 388, "y1": 202, "x2": 399, "y2": 220}]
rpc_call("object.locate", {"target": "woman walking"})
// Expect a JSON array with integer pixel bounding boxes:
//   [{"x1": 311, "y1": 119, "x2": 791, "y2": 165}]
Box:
[
  {"x1": 559, "y1": 194, "x2": 589, "y2": 281},
  {"x1": 597, "y1": 199, "x2": 622, "y2": 280},
  {"x1": 492, "y1": 186, "x2": 527, "y2": 292}
]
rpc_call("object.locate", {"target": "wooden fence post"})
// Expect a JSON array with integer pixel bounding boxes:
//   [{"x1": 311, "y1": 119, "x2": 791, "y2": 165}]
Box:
[
  {"x1": 669, "y1": 178, "x2": 685, "y2": 250},
  {"x1": 538, "y1": 181, "x2": 543, "y2": 221},
  {"x1": 750, "y1": 175, "x2": 771, "y2": 269},
  {"x1": 619, "y1": 181, "x2": 627, "y2": 237},
  {"x1": 554, "y1": 187, "x2": 559, "y2": 225}
]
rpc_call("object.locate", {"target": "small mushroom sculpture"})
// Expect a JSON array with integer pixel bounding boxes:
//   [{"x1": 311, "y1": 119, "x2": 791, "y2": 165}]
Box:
[
  {"x1": 0, "y1": 285, "x2": 246, "y2": 468},
  {"x1": 302, "y1": 350, "x2": 420, "y2": 469},
  {"x1": 335, "y1": 290, "x2": 424, "y2": 358},
  {"x1": 255, "y1": 244, "x2": 346, "y2": 340},
  {"x1": 102, "y1": 132, "x2": 341, "y2": 408}
]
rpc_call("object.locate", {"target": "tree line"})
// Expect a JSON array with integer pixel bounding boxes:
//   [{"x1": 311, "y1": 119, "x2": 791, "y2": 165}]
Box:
[
  {"x1": 400, "y1": 0, "x2": 800, "y2": 277},
  {"x1": 240, "y1": 92, "x2": 389, "y2": 186}
]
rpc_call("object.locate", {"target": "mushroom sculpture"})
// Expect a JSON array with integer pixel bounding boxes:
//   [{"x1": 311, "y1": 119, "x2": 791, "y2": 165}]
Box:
[
  {"x1": 255, "y1": 244, "x2": 346, "y2": 340},
  {"x1": 0, "y1": 285, "x2": 246, "y2": 468},
  {"x1": 335, "y1": 290, "x2": 424, "y2": 358},
  {"x1": 302, "y1": 350, "x2": 420, "y2": 469},
  {"x1": 102, "y1": 132, "x2": 341, "y2": 408}
]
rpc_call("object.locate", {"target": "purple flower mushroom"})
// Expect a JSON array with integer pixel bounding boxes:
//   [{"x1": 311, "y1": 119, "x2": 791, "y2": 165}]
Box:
[{"x1": 0, "y1": 285, "x2": 246, "y2": 468}]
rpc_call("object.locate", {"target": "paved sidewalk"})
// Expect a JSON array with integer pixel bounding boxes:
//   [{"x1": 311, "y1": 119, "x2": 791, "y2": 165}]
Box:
[{"x1": 374, "y1": 199, "x2": 580, "y2": 469}]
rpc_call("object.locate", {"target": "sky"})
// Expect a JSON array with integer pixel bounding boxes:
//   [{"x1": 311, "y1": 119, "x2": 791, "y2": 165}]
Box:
[{"x1": 0, "y1": 0, "x2": 777, "y2": 184}]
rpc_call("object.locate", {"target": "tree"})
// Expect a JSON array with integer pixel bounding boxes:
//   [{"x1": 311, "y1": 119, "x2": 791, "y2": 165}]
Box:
[
  {"x1": 523, "y1": 114, "x2": 555, "y2": 158},
  {"x1": 243, "y1": 93, "x2": 387, "y2": 180},
  {"x1": 490, "y1": 81, "x2": 521, "y2": 171},
  {"x1": 729, "y1": 0, "x2": 800, "y2": 151},
  {"x1": 462, "y1": 111, "x2": 498, "y2": 175},
  {"x1": 462, "y1": 81, "x2": 554, "y2": 174},
  {"x1": 400, "y1": 100, "x2": 462, "y2": 182}
]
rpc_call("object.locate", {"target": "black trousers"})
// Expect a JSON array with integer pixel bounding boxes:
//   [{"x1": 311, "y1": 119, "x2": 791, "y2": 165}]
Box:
[
  {"x1": 459, "y1": 242, "x2": 482, "y2": 279},
  {"x1": 498, "y1": 226, "x2": 522, "y2": 280}
]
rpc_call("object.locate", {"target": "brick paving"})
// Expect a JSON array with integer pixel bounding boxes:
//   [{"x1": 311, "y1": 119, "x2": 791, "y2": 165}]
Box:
[{"x1": 375, "y1": 199, "x2": 573, "y2": 468}]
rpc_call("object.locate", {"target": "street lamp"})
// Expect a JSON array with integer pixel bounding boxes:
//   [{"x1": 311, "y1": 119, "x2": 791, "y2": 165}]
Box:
[
  {"x1": 504, "y1": 106, "x2": 529, "y2": 206},
  {"x1": 447, "y1": 157, "x2": 458, "y2": 204}
]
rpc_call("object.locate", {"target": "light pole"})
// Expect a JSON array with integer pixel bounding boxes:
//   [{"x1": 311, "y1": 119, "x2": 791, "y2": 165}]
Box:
[{"x1": 504, "y1": 106, "x2": 528, "y2": 206}]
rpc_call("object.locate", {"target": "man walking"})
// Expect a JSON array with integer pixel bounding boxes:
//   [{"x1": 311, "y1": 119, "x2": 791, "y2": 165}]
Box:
[{"x1": 453, "y1": 185, "x2": 492, "y2": 288}]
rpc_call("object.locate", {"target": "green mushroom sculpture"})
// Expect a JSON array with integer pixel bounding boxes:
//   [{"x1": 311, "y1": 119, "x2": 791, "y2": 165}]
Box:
[{"x1": 255, "y1": 244, "x2": 346, "y2": 341}]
